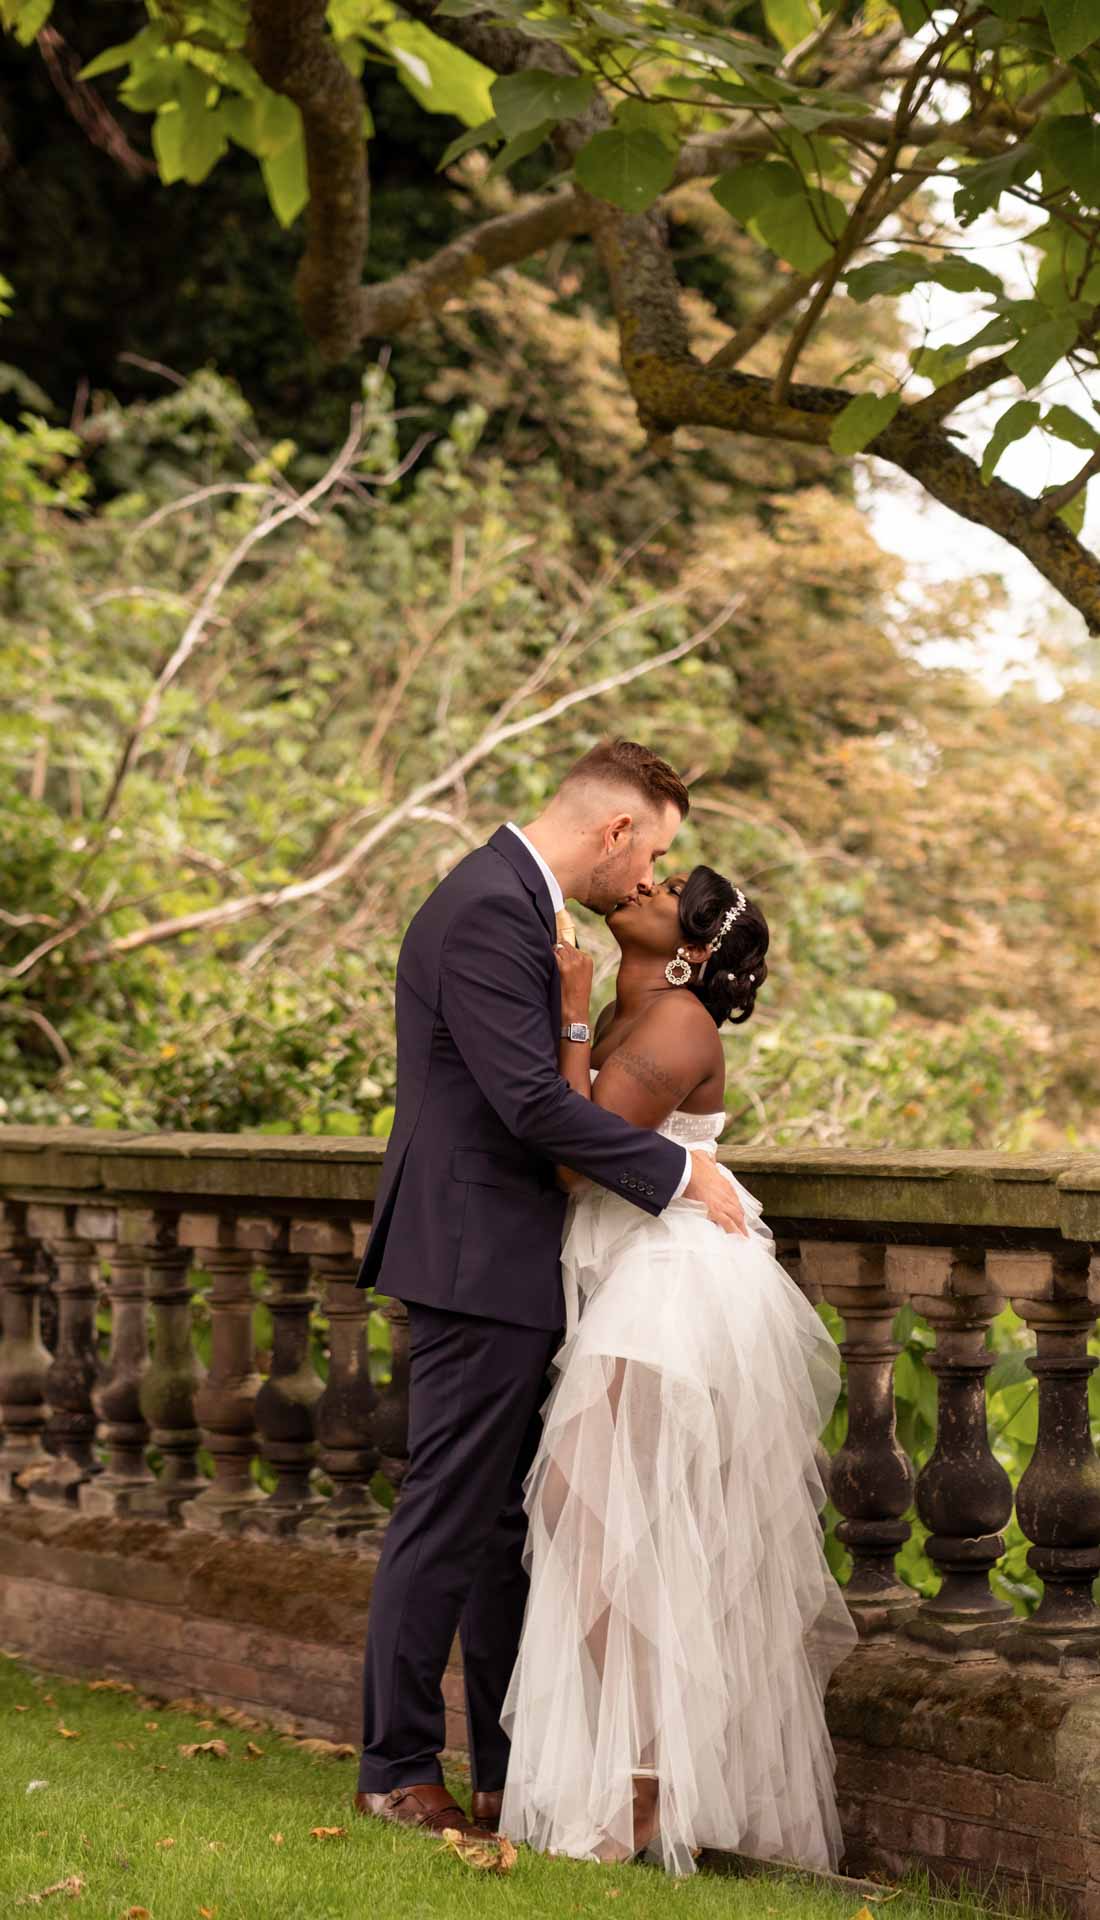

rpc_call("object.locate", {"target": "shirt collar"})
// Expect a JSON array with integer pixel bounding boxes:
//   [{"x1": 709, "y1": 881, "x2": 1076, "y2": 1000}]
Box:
[{"x1": 505, "y1": 821, "x2": 564, "y2": 915}]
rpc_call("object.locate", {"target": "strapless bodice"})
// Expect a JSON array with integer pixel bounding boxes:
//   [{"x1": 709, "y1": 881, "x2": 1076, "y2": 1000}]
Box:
[{"x1": 589, "y1": 1068, "x2": 724, "y2": 1150}]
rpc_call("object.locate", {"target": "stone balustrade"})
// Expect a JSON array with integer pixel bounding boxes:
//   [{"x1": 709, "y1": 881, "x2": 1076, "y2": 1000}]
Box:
[
  {"x1": 0, "y1": 1130, "x2": 1099, "y2": 1657},
  {"x1": 3, "y1": 1128, "x2": 1100, "y2": 1909}
]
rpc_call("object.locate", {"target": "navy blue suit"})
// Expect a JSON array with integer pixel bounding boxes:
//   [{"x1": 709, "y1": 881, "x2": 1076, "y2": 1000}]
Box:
[{"x1": 356, "y1": 827, "x2": 686, "y2": 1794}]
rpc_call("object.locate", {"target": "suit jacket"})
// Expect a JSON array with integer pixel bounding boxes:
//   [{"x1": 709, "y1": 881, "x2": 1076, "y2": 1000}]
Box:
[{"x1": 355, "y1": 826, "x2": 687, "y2": 1329}]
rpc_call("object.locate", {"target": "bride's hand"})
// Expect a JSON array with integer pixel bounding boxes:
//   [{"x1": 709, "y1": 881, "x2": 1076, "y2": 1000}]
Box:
[{"x1": 553, "y1": 941, "x2": 593, "y2": 1019}]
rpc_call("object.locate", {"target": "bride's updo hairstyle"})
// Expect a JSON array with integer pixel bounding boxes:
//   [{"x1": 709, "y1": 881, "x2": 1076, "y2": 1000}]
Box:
[{"x1": 678, "y1": 865, "x2": 769, "y2": 1028}]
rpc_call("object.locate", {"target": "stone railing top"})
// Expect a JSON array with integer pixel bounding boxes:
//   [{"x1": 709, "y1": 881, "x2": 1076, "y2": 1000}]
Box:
[{"x1": 0, "y1": 1126, "x2": 1097, "y2": 1245}]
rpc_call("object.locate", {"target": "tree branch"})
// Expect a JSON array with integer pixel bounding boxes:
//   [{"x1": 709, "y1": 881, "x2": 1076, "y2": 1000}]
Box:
[
  {"x1": 248, "y1": 0, "x2": 370, "y2": 362},
  {"x1": 1034, "y1": 446, "x2": 1100, "y2": 530},
  {"x1": 357, "y1": 192, "x2": 589, "y2": 337},
  {"x1": 36, "y1": 26, "x2": 154, "y2": 177},
  {"x1": 83, "y1": 604, "x2": 741, "y2": 962}
]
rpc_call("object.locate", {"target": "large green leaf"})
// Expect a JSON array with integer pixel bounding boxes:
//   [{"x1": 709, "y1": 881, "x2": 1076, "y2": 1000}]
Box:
[
  {"x1": 763, "y1": 0, "x2": 817, "y2": 52},
  {"x1": 574, "y1": 128, "x2": 677, "y2": 213},
  {"x1": 828, "y1": 390, "x2": 902, "y2": 455},
  {"x1": 385, "y1": 21, "x2": 494, "y2": 125},
  {"x1": 1004, "y1": 313, "x2": 1078, "y2": 389},
  {"x1": 1042, "y1": 0, "x2": 1098, "y2": 60},
  {"x1": 713, "y1": 159, "x2": 844, "y2": 272},
  {"x1": 1036, "y1": 113, "x2": 1100, "y2": 204},
  {"x1": 490, "y1": 68, "x2": 595, "y2": 138},
  {"x1": 845, "y1": 249, "x2": 1003, "y2": 301},
  {"x1": 954, "y1": 145, "x2": 1038, "y2": 226},
  {"x1": 261, "y1": 122, "x2": 308, "y2": 227},
  {"x1": 980, "y1": 400, "x2": 1041, "y2": 483},
  {"x1": 1041, "y1": 403, "x2": 1100, "y2": 452}
]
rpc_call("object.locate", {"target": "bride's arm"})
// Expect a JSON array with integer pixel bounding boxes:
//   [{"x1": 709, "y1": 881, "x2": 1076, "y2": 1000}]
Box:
[{"x1": 591, "y1": 995, "x2": 721, "y2": 1131}]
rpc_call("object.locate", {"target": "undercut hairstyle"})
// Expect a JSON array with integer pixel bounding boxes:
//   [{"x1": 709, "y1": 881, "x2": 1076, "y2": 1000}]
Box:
[
  {"x1": 560, "y1": 739, "x2": 690, "y2": 820},
  {"x1": 678, "y1": 864, "x2": 769, "y2": 1029}
]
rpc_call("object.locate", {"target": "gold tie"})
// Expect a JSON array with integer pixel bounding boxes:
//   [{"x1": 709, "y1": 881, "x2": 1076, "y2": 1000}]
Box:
[{"x1": 555, "y1": 908, "x2": 578, "y2": 948}]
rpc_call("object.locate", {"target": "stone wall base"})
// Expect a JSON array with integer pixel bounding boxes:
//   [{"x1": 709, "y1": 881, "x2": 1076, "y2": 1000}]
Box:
[
  {"x1": 829, "y1": 1640, "x2": 1100, "y2": 1918},
  {"x1": 5, "y1": 1508, "x2": 1100, "y2": 1914},
  {"x1": 0, "y1": 1505, "x2": 467, "y2": 1753}
]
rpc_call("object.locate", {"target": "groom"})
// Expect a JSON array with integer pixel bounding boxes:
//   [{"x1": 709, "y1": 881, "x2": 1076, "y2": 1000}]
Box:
[{"x1": 352, "y1": 739, "x2": 746, "y2": 1840}]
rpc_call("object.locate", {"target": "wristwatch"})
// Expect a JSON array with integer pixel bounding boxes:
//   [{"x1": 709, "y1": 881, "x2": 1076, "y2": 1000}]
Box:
[{"x1": 561, "y1": 1022, "x2": 591, "y2": 1043}]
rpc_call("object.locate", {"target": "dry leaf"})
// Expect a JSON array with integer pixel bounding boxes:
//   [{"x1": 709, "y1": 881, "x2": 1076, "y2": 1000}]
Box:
[
  {"x1": 178, "y1": 1741, "x2": 230, "y2": 1760},
  {"x1": 125, "y1": 1908, "x2": 152, "y2": 1918},
  {"x1": 145, "y1": 1723, "x2": 159, "y2": 1732},
  {"x1": 150, "y1": 1765, "x2": 168, "y2": 1773},
  {"x1": 56, "y1": 1726, "x2": 81, "y2": 1741},
  {"x1": 205, "y1": 1843, "x2": 224, "y2": 1854},
  {"x1": 270, "y1": 1834, "x2": 284, "y2": 1848},
  {"x1": 42, "y1": 1695, "x2": 56, "y2": 1706},
  {"x1": 114, "y1": 1742, "x2": 136, "y2": 1752},
  {"x1": 851, "y1": 1908, "x2": 877, "y2": 1919},
  {"x1": 292, "y1": 1737, "x2": 356, "y2": 1760},
  {"x1": 34, "y1": 1833, "x2": 48, "y2": 1840},
  {"x1": 200, "y1": 1909, "x2": 217, "y2": 1917},
  {"x1": 87, "y1": 1680, "x2": 135, "y2": 1695},
  {"x1": 308, "y1": 1827, "x2": 347, "y2": 1840},
  {"x1": 244, "y1": 1743, "x2": 264, "y2": 1759},
  {"x1": 15, "y1": 1872, "x2": 85, "y2": 1905},
  {"x1": 606, "y1": 1890, "x2": 621, "y2": 1900},
  {"x1": 15, "y1": 1704, "x2": 31, "y2": 1712},
  {"x1": 196, "y1": 1720, "x2": 216, "y2": 1731},
  {"x1": 155, "y1": 1838, "x2": 176, "y2": 1850},
  {"x1": 437, "y1": 1828, "x2": 517, "y2": 1873}
]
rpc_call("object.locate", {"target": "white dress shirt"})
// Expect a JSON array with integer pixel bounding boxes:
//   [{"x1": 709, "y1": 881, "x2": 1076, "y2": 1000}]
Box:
[{"x1": 504, "y1": 823, "x2": 692, "y2": 1202}]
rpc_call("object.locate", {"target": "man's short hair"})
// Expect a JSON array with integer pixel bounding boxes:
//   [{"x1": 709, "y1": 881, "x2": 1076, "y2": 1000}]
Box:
[{"x1": 560, "y1": 739, "x2": 690, "y2": 819}]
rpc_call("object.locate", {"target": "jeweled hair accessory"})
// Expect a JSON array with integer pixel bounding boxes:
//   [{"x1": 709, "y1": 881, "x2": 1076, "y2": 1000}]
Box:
[{"x1": 710, "y1": 888, "x2": 747, "y2": 951}]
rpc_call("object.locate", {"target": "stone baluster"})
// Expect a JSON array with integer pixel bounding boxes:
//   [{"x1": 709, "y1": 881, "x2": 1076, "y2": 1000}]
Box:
[
  {"x1": 888, "y1": 1247, "x2": 1013, "y2": 1651},
  {"x1": 296, "y1": 1221, "x2": 385, "y2": 1545},
  {"x1": 128, "y1": 1214, "x2": 207, "y2": 1519},
  {"x1": 80, "y1": 1209, "x2": 157, "y2": 1517},
  {"x1": 989, "y1": 1247, "x2": 1100, "y2": 1667},
  {"x1": 240, "y1": 1219, "x2": 325, "y2": 1536},
  {"x1": 803, "y1": 1239, "x2": 915, "y2": 1631},
  {"x1": 371, "y1": 1291, "x2": 411, "y2": 1500},
  {"x1": 180, "y1": 1215, "x2": 266, "y2": 1533},
  {"x1": 22, "y1": 1206, "x2": 103, "y2": 1506},
  {"x1": 0, "y1": 1202, "x2": 51, "y2": 1502}
]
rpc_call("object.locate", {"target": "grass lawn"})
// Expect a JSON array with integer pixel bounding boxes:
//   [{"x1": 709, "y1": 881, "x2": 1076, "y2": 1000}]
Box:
[{"x1": 1, "y1": 1650, "x2": 1032, "y2": 1920}]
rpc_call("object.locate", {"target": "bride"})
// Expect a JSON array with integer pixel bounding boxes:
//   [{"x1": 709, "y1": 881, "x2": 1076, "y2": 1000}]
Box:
[{"x1": 497, "y1": 865, "x2": 857, "y2": 1876}]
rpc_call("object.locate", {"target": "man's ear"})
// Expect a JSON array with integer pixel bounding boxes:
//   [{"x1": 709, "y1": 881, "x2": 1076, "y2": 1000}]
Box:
[{"x1": 604, "y1": 810, "x2": 633, "y2": 850}]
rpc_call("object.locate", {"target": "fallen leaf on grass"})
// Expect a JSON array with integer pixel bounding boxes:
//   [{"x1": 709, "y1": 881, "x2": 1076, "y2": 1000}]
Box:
[
  {"x1": 86, "y1": 1680, "x2": 136, "y2": 1695},
  {"x1": 200, "y1": 1908, "x2": 218, "y2": 1917},
  {"x1": 851, "y1": 1908, "x2": 877, "y2": 1920},
  {"x1": 155, "y1": 1838, "x2": 176, "y2": 1850},
  {"x1": 34, "y1": 1833, "x2": 48, "y2": 1840},
  {"x1": 178, "y1": 1741, "x2": 230, "y2": 1760},
  {"x1": 606, "y1": 1890, "x2": 621, "y2": 1900},
  {"x1": 244, "y1": 1743, "x2": 264, "y2": 1759},
  {"x1": 270, "y1": 1834, "x2": 284, "y2": 1848},
  {"x1": 438, "y1": 1828, "x2": 517, "y2": 1874},
  {"x1": 26, "y1": 1781, "x2": 49, "y2": 1794},
  {"x1": 15, "y1": 1704, "x2": 31, "y2": 1712},
  {"x1": 144, "y1": 1723, "x2": 159, "y2": 1732},
  {"x1": 124, "y1": 1907, "x2": 152, "y2": 1917},
  {"x1": 114, "y1": 1742, "x2": 136, "y2": 1752},
  {"x1": 42, "y1": 1694, "x2": 57, "y2": 1706},
  {"x1": 288, "y1": 1737, "x2": 356, "y2": 1760},
  {"x1": 150, "y1": 1765, "x2": 168, "y2": 1774},
  {"x1": 14, "y1": 1872, "x2": 85, "y2": 1905},
  {"x1": 308, "y1": 1827, "x2": 347, "y2": 1841},
  {"x1": 216, "y1": 1707, "x2": 265, "y2": 1731},
  {"x1": 205, "y1": 1843, "x2": 224, "y2": 1854},
  {"x1": 56, "y1": 1726, "x2": 81, "y2": 1740}
]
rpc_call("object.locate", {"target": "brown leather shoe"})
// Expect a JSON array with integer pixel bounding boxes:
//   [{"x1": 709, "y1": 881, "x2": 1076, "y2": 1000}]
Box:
[
  {"x1": 353, "y1": 1784, "x2": 498, "y2": 1841},
  {"x1": 471, "y1": 1789, "x2": 504, "y2": 1827}
]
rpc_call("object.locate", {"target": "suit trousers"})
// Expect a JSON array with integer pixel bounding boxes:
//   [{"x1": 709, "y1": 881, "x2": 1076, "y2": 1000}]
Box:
[{"x1": 358, "y1": 1299, "x2": 561, "y2": 1795}]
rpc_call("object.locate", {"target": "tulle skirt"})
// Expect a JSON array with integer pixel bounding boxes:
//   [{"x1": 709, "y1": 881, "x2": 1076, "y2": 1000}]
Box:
[{"x1": 499, "y1": 1168, "x2": 857, "y2": 1877}]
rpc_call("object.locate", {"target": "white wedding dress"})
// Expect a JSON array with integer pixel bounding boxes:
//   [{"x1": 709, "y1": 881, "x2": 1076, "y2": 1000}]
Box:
[{"x1": 498, "y1": 1086, "x2": 858, "y2": 1877}]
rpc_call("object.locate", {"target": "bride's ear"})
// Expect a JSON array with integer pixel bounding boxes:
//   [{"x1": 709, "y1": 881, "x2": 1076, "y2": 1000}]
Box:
[{"x1": 684, "y1": 943, "x2": 710, "y2": 968}]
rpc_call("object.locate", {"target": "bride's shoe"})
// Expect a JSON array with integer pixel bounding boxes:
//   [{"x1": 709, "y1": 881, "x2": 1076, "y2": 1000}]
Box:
[{"x1": 592, "y1": 1772, "x2": 661, "y2": 1865}]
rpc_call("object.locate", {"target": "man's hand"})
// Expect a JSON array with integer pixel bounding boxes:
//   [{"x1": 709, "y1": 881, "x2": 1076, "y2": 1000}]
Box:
[
  {"x1": 686, "y1": 1150, "x2": 747, "y2": 1235},
  {"x1": 552, "y1": 941, "x2": 593, "y2": 1021}
]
